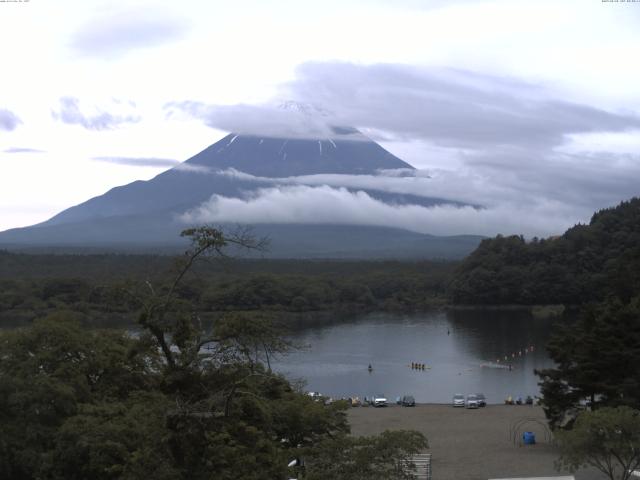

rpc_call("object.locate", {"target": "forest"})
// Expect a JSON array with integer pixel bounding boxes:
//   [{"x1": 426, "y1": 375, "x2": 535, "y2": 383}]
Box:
[
  {"x1": 0, "y1": 228, "x2": 428, "y2": 480},
  {"x1": 0, "y1": 252, "x2": 455, "y2": 328},
  {"x1": 449, "y1": 197, "x2": 640, "y2": 306}
]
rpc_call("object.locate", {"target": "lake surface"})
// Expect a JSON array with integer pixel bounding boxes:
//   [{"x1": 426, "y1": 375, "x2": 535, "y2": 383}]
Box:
[{"x1": 273, "y1": 309, "x2": 558, "y2": 404}]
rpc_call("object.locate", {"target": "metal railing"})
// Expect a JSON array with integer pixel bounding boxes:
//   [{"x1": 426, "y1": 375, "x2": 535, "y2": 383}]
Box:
[{"x1": 407, "y1": 453, "x2": 432, "y2": 480}]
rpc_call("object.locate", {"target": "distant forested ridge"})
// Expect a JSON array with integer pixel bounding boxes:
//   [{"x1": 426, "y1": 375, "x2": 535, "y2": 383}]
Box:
[
  {"x1": 0, "y1": 254, "x2": 455, "y2": 327},
  {"x1": 448, "y1": 197, "x2": 640, "y2": 305}
]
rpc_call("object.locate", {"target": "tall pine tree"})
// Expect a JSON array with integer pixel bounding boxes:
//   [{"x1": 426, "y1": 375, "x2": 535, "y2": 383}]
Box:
[{"x1": 537, "y1": 297, "x2": 640, "y2": 428}]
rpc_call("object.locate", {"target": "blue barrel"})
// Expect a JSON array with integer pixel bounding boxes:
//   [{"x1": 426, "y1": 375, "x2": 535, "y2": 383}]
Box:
[{"x1": 523, "y1": 431, "x2": 536, "y2": 445}]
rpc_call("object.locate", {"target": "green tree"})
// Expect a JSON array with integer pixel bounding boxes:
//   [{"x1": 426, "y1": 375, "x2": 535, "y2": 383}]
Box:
[
  {"x1": 0, "y1": 313, "x2": 159, "y2": 480},
  {"x1": 49, "y1": 393, "x2": 179, "y2": 480},
  {"x1": 302, "y1": 430, "x2": 428, "y2": 480},
  {"x1": 555, "y1": 407, "x2": 640, "y2": 480},
  {"x1": 212, "y1": 311, "x2": 294, "y2": 372},
  {"x1": 537, "y1": 297, "x2": 640, "y2": 428}
]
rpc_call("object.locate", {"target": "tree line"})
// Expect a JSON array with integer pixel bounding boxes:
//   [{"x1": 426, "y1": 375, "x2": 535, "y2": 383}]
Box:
[
  {"x1": 449, "y1": 198, "x2": 640, "y2": 306},
  {"x1": 0, "y1": 255, "x2": 454, "y2": 327}
]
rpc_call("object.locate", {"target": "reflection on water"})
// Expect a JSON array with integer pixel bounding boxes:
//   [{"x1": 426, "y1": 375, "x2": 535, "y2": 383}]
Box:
[{"x1": 273, "y1": 310, "x2": 557, "y2": 404}]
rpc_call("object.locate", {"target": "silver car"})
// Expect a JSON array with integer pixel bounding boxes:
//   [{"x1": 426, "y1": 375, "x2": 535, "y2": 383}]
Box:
[
  {"x1": 452, "y1": 393, "x2": 465, "y2": 407},
  {"x1": 466, "y1": 394, "x2": 479, "y2": 409}
]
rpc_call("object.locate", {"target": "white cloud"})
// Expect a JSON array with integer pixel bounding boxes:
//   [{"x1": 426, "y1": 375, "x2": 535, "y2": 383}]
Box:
[
  {"x1": 165, "y1": 101, "x2": 372, "y2": 140},
  {"x1": 0, "y1": 108, "x2": 22, "y2": 131},
  {"x1": 181, "y1": 185, "x2": 585, "y2": 237},
  {"x1": 207, "y1": 166, "x2": 562, "y2": 211},
  {"x1": 559, "y1": 129, "x2": 640, "y2": 157},
  {"x1": 212, "y1": 167, "x2": 471, "y2": 204},
  {"x1": 91, "y1": 156, "x2": 178, "y2": 167},
  {"x1": 1, "y1": 0, "x2": 640, "y2": 234},
  {"x1": 70, "y1": 7, "x2": 190, "y2": 59},
  {"x1": 173, "y1": 163, "x2": 213, "y2": 173},
  {"x1": 52, "y1": 97, "x2": 141, "y2": 130}
]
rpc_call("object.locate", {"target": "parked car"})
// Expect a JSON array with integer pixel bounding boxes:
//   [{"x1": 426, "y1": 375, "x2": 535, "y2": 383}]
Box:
[
  {"x1": 466, "y1": 394, "x2": 479, "y2": 409},
  {"x1": 309, "y1": 392, "x2": 335, "y2": 404},
  {"x1": 307, "y1": 392, "x2": 323, "y2": 402},
  {"x1": 371, "y1": 394, "x2": 388, "y2": 407},
  {"x1": 452, "y1": 393, "x2": 465, "y2": 407},
  {"x1": 475, "y1": 393, "x2": 487, "y2": 407},
  {"x1": 401, "y1": 395, "x2": 416, "y2": 407}
]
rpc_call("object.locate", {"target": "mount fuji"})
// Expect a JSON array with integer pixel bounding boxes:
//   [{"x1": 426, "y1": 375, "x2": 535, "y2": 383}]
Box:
[{"x1": 0, "y1": 128, "x2": 483, "y2": 258}]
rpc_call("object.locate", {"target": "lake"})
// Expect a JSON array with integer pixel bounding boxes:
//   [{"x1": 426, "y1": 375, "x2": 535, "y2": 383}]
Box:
[
  {"x1": 272, "y1": 309, "x2": 558, "y2": 404},
  {"x1": 0, "y1": 307, "x2": 558, "y2": 404}
]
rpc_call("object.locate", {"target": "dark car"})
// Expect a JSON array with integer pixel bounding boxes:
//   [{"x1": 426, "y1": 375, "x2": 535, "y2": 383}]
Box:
[
  {"x1": 475, "y1": 393, "x2": 487, "y2": 407},
  {"x1": 401, "y1": 395, "x2": 416, "y2": 407}
]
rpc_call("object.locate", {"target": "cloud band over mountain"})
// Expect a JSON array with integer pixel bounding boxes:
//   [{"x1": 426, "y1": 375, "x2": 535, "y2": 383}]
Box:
[
  {"x1": 169, "y1": 63, "x2": 640, "y2": 147},
  {"x1": 180, "y1": 184, "x2": 578, "y2": 238}
]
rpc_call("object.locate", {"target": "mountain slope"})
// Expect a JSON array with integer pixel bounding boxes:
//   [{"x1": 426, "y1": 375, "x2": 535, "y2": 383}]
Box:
[
  {"x1": 0, "y1": 221, "x2": 483, "y2": 259},
  {"x1": 41, "y1": 132, "x2": 416, "y2": 227},
  {"x1": 0, "y1": 130, "x2": 482, "y2": 258}
]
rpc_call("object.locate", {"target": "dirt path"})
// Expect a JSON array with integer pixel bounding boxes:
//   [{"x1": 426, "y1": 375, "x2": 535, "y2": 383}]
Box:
[{"x1": 347, "y1": 404, "x2": 601, "y2": 480}]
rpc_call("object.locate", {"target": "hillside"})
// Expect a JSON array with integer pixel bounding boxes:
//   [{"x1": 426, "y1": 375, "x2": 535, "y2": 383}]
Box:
[{"x1": 448, "y1": 197, "x2": 640, "y2": 305}]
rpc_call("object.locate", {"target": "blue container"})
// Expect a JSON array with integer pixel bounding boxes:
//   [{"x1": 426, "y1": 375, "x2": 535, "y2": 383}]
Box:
[{"x1": 523, "y1": 431, "x2": 536, "y2": 445}]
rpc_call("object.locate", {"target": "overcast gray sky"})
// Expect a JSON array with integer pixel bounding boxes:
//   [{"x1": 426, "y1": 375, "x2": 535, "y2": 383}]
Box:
[{"x1": 1, "y1": 0, "x2": 639, "y2": 236}]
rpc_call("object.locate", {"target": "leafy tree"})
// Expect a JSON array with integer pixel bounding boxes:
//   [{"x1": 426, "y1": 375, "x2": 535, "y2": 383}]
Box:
[
  {"x1": 212, "y1": 311, "x2": 293, "y2": 372},
  {"x1": 302, "y1": 430, "x2": 428, "y2": 480},
  {"x1": 49, "y1": 393, "x2": 179, "y2": 480},
  {"x1": 537, "y1": 297, "x2": 640, "y2": 428},
  {"x1": 0, "y1": 313, "x2": 159, "y2": 480},
  {"x1": 555, "y1": 407, "x2": 640, "y2": 480}
]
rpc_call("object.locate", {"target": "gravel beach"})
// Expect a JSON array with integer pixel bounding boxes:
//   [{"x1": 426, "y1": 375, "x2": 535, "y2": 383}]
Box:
[{"x1": 347, "y1": 404, "x2": 602, "y2": 480}]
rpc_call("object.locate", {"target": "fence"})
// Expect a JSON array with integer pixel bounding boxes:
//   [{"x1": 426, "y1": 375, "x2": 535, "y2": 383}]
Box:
[{"x1": 407, "y1": 453, "x2": 432, "y2": 480}]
